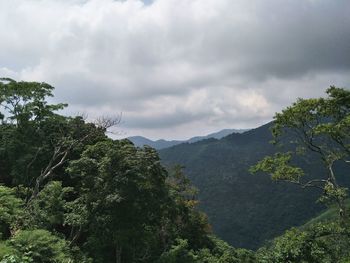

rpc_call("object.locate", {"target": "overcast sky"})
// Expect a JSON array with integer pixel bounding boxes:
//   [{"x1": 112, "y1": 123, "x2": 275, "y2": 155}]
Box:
[{"x1": 1, "y1": 0, "x2": 349, "y2": 140}]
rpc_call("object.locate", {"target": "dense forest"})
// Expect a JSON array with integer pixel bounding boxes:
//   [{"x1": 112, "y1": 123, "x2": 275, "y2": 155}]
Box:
[
  {"x1": 159, "y1": 113, "x2": 350, "y2": 249},
  {"x1": 0, "y1": 78, "x2": 350, "y2": 262},
  {"x1": 160, "y1": 123, "x2": 322, "y2": 248}
]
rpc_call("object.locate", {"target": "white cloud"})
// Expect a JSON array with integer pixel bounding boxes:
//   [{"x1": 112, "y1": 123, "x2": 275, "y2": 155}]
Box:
[{"x1": 0, "y1": 0, "x2": 349, "y2": 139}]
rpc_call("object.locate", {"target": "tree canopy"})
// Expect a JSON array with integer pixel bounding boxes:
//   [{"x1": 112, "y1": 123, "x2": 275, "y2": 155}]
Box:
[{"x1": 251, "y1": 87, "x2": 350, "y2": 219}]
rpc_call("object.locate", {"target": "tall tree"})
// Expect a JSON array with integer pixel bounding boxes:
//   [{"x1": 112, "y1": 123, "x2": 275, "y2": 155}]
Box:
[{"x1": 251, "y1": 87, "x2": 350, "y2": 219}]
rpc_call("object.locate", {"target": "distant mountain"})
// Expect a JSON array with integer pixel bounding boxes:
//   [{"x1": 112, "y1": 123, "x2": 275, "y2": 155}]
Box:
[
  {"x1": 187, "y1": 129, "x2": 248, "y2": 143},
  {"x1": 128, "y1": 129, "x2": 249, "y2": 149},
  {"x1": 126, "y1": 136, "x2": 182, "y2": 150},
  {"x1": 158, "y1": 122, "x2": 350, "y2": 249}
]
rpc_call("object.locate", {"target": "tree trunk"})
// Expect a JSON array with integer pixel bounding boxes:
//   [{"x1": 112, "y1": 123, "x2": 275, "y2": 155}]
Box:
[
  {"x1": 115, "y1": 242, "x2": 122, "y2": 263},
  {"x1": 328, "y1": 163, "x2": 347, "y2": 221},
  {"x1": 338, "y1": 198, "x2": 347, "y2": 221}
]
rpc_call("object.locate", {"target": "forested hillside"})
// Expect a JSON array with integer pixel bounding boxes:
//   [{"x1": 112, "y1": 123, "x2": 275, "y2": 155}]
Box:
[{"x1": 159, "y1": 118, "x2": 350, "y2": 249}]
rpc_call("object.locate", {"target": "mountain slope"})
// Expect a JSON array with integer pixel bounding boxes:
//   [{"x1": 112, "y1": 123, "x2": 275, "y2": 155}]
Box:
[
  {"x1": 187, "y1": 129, "x2": 249, "y2": 143},
  {"x1": 128, "y1": 129, "x2": 248, "y2": 149},
  {"x1": 301, "y1": 199, "x2": 350, "y2": 229},
  {"x1": 159, "y1": 122, "x2": 350, "y2": 249},
  {"x1": 127, "y1": 136, "x2": 182, "y2": 149}
]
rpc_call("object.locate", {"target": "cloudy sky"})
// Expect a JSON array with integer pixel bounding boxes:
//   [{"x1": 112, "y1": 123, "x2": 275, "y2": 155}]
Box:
[{"x1": 1, "y1": 0, "x2": 349, "y2": 140}]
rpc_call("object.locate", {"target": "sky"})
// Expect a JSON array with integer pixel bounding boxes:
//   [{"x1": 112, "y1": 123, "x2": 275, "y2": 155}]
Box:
[{"x1": 0, "y1": 0, "x2": 349, "y2": 140}]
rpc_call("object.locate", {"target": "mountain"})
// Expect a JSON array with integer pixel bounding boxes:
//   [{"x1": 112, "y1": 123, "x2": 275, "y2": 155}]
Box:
[
  {"x1": 158, "y1": 122, "x2": 350, "y2": 249},
  {"x1": 187, "y1": 129, "x2": 248, "y2": 143},
  {"x1": 126, "y1": 136, "x2": 182, "y2": 150},
  {"x1": 128, "y1": 129, "x2": 248, "y2": 149}
]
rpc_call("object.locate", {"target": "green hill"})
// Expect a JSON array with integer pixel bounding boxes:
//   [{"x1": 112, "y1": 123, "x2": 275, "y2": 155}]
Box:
[
  {"x1": 301, "y1": 200, "x2": 350, "y2": 229},
  {"x1": 159, "y1": 122, "x2": 350, "y2": 249}
]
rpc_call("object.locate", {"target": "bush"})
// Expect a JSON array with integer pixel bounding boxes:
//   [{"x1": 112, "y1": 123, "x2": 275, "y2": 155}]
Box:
[
  {"x1": 0, "y1": 186, "x2": 24, "y2": 239},
  {"x1": 8, "y1": 229, "x2": 73, "y2": 263}
]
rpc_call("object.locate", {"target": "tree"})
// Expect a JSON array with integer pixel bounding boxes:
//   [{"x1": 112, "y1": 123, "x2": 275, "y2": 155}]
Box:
[
  {"x1": 4, "y1": 229, "x2": 78, "y2": 263},
  {"x1": 251, "y1": 87, "x2": 350, "y2": 219},
  {"x1": 0, "y1": 78, "x2": 67, "y2": 126},
  {"x1": 0, "y1": 78, "x2": 67, "y2": 187},
  {"x1": 256, "y1": 222, "x2": 350, "y2": 263},
  {"x1": 66, "y1": 140, "x2": 170, "y2": 262}
]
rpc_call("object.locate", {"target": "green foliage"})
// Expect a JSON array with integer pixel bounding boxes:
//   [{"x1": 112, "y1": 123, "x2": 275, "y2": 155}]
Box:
[
  {"x1": 0, "y1": 242, "x2": 18, "y2": 261},
  {"x1": 0, "y1": 186, "x2": 24, "y2": 239},
  {"x1": 272, "y1": 87, "x2": 350, "y2": 153},
  {"x1": 252, "y1": 87, "x2": 350, "y2": 219},
  {"x1": 158, "y1": 237, "x2": 255, "y2": 263},
  {"x1": 0, "y1": 254, "x2": 32, "y2": 263},
  {"x1": 257, "y1": 222, "x2": 350, "y2": 263},
  {"x1": 66, "y1": 141, "x2": 169, "y2": 261},
  {"x1": 2, "y1": 229, "x2": 74, "y2": 263},
  {"x1": 197, "y1": 236, "x2": 255, "y2": 263},
  {"x1": 167, "y1": 165, "x2": 198, "y2": 201},
  {"x1": 0, "y1": 78, "x2": 67, "y2": 187},
  {"x1": 250, "y1": 152, "x2": 304, "y2": 182},
  {"x1": 0, "y1": 78, "x2": 66, "y2": 125},
  {"x1": 27, "y1": 181, "x2": 72, "y2": 229},
  {"x1": 252, "y1": 86, "x2": 350, "y2": 262},
  {"x1": 158, "y1": 239, "x2": 198, "y2": 263}
]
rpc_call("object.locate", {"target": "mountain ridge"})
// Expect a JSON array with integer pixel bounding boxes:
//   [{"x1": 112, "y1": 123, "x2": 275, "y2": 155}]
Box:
[{"x1": 127, "y1": 128, "x2": 249, "y2": 149}]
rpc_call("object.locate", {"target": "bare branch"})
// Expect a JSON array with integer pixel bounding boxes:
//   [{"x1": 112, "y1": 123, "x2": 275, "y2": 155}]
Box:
[
  {"x1": 278, "y1": 179, "x2": 325, "y2": 191},
  {"x1": 28, "y1": 130, "x2": 96, "y2": 203},
  {"x1": 94, "y1": 114, "x2": 122, "y2": 130}
]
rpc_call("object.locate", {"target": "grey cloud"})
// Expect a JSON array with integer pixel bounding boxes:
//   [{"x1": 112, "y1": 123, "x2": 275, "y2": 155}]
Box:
[
  {"x1": 0, "y1": 0, "x2": 349, "y2": 139},
  {"x1": 124, "y1": 110, "x2": 210, "y2": 129},
  {"x1": 188, "y1": 0, "x2": 350, "y2": 80}
]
